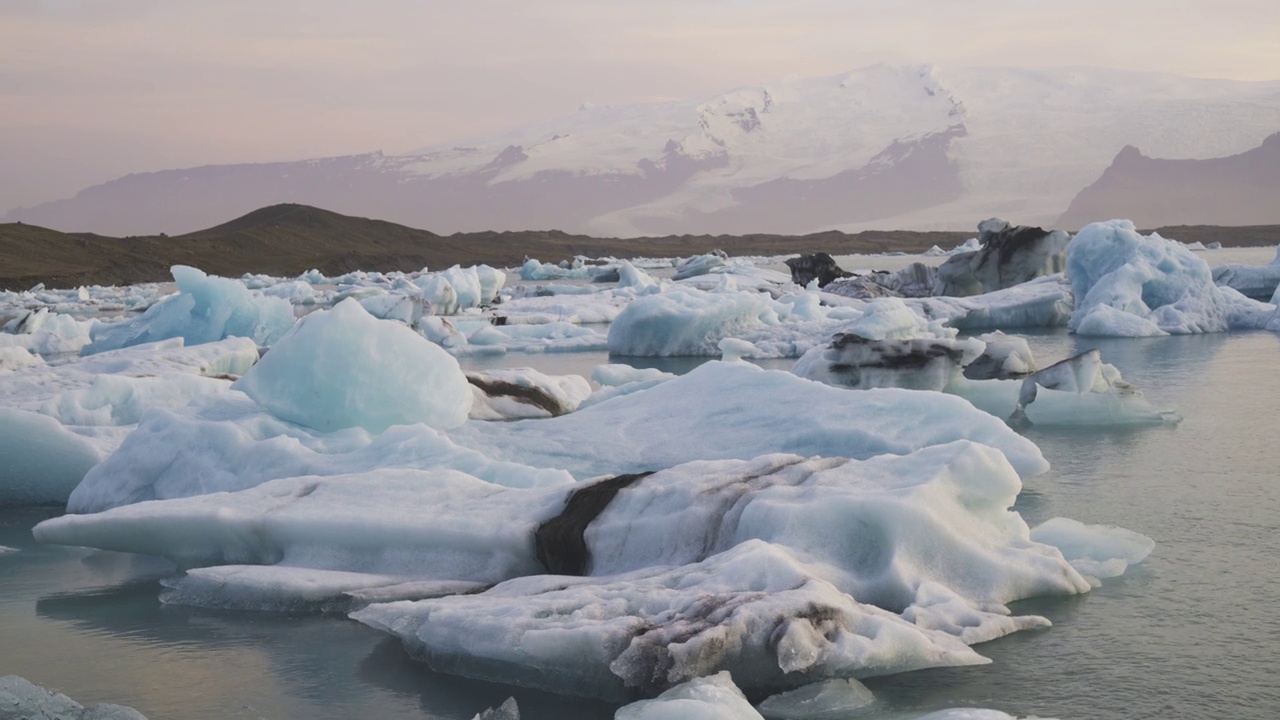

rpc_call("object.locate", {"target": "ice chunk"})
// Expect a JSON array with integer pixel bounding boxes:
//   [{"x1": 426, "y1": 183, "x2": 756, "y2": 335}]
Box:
[
  {"x1": 0, "y1": 675, "x2": 148, "y2": 720},
  {"x1": 39, "y1": 467, "x2": 565, "y2": 584},
  {"x1": 616, "y1": 261, "x2": 658, "y2": 290},
  {"x1": 936, "y1": 221, "x2": 1070, "y2": 297},
  {"x1": 1009, "y1": 350, "x2": 1178, "y2": 427},
  {"x1": 672, "y1": 250, "x2": 728, "y2": 280},
  {"x1": 1212, "y1": 245, "x2": 1280, "y2": 300},
  {"x1": 1031, "y1": 517, "x2": 1155, "y2": 580},
  {"x1": 0, "y1": 345, "x2": 43, "y2": 371},
  {"x1": 962, "y1": 332, "x2": 1036, "y2": 380},
  {"x1": 717, "y1": 337, "x2": 757, "y2": 361},
  {"x1": 472, "y1": 697, "x2": 520, "y2": 720},
  {"x1": 451, "y1": 361, "x2": 1049, "y2": 481},
  {"x1": 607, "y1": 287, "x2": 779, "y2": 357},
  {"x1": 519, "y1": 258, "x2": 592, "y2": 281},
  {"x1": 792, "y1": 334, "x2": 984, "y2": 392},
  {"x1": 233, "y1": 298, "x2": 473, "y2": 434},
  {"x1": 352, "y1": 541, "x2": 987, "y2": 702},
  {"x1": 0, "y1": 545, "x2": 16, "y2": 554},
  {"x1": 582, "y1": 445, "x2": 1089, "y2": 608},
  {"x1": 616, "y1": 673, "x2": 764, "y2": 720},
  {"x1": 0, "y1": 408, "x2": 100, "y2": 506},
  {"x1": 1, "y1": 308, "x2": 95, "y2": 356},
  {"x1": 1067, "y1": 220, "x2": 1274, "y2": 336},
  {"x1": 756, "y1": 678, "x2": 875, "y2": 720},
  {"x1": 63, "y1": 393, "x2": 570, "y2": 513},
  {"x1": 0, "y1": 338, "x2": 259, "y2": 506},
  {"x1": 84, "y1": 266, "x2": 295, "y2": 354},
  {"x1": 467, "y1": 368, "x2": 592, "y2": 420}
]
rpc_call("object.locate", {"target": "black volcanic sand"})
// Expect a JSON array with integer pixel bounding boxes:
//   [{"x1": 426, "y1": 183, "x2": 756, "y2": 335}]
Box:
[{"x1": 2, "y1": 203, "x2": 1275, "y2": 291}]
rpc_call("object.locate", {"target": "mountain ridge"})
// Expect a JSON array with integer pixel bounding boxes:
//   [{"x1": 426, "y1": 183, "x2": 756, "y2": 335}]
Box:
[
  {"x1": 8, "y1": 64, "x2": 1280, "y2": 237},
  {"x1": 1058, "y1": 133, "x2": 1280, "y2": 229}
]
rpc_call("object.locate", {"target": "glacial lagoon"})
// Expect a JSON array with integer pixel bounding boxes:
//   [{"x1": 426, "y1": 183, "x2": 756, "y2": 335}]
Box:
[{"x1": 2, "y1": 244, "x2": 1278, "y2": 719}]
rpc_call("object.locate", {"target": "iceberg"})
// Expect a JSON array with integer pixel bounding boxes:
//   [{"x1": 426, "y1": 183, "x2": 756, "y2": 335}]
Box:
[
  {"x1": 0, "y1": 337, "x2": 260, "y2": 506},
  {"x1": 936, "y1": 219, "x2": 1070, "y2": 297},
  {"x1": 467, "y1": 367, "x2": 592, "y2": 420},
  {"x1": 233, "y1": 298, "x2": 473, "y2": 434},
  {"x1": 83, "y1": 266, "x2": 295, "y2": 354},
  {"x1": 607, "y1": 287, "x2": 780, "y2": 357},
  {"x1": 352, "y1": 541, "x2": 989, "y2": 702},
  {"x1": 1212, "y1": 245, "x2": 1280, "y2": 300},
  {"x1": 451, "y1": 360, "x2": 1049, "y2": 481},
  {"x1": 1067, "y1": 220, "x2": 1273, "y2": 336}
]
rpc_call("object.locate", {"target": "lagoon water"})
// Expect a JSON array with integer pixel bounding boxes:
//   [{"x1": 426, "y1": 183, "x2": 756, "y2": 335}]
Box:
[{"x1": 2, "y1": 252, "x2": 1279, "y2": 718}]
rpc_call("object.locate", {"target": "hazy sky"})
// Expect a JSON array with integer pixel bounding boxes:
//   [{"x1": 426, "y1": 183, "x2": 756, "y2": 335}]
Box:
[{"x1": 3, "y1": 0, "x2": 1279, "y2": 210}]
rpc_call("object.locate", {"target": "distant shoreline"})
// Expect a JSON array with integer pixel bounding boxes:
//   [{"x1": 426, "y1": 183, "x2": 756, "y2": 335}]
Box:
[{"x1": 2, "y1": 203, "x2": 1276, "y2": 291}]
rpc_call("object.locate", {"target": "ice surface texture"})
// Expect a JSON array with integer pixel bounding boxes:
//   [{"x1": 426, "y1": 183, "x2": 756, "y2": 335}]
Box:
[
  {"x1": 1067, "y1": 220, "x2": 1274, "y2": 336},
  {"x1": 0, "y1": 675, "x2": 148, "y2": 720},
  {"x1": 234, "y1": 298, "x2": 473, "y2": 434},
  {"x1": 0, "y1": 337, "x2": 258, "y2": 506},
  {"x1": 84, "y1": 266, "x2": 295, "y2": 354}
]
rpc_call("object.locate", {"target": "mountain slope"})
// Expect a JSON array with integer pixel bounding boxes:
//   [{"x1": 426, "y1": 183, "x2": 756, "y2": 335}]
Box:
[
  {"x1": 8, "y1": 65, "x2": 1280, "y2": 237},
  {"x1": 1058, "y1": 133, "x2": 1280, "y2": 229}
]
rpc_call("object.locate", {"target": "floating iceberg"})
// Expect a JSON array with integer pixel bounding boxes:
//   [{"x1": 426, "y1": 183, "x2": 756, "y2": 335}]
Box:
[
  {"x1": 0, "y1": 337, "x2": 259, "y2": 506},
  {"x1": 1067, "y1": 220, "x2": 1273, "y2": 336},
  {"x1": 936, "y1": 219, "x2": 1070, "y2": 297},
  {"x1": 233, "y1": 298, "x2": 473, "y2": 434},
  {"x1": 451, "y1": 360, "x2": 1049, "y2": 481},
  {"x1": 83, "y1": 266, "x2": 295, "y2": 354},
  {"x1": 607, "y1": 287, "x2": 780, "y2": 357},
  {"x1": 467, "y1": 367, "x2": 592, "y2": 420},
  {"x1": 1, "y1": 308, "x2": 95, "y2": 356},
  {"x1": 1212, "y1": 245, "x2": 1280, "y2": 301},
  {"x1": 352, "y1": 540, "x2": 990, "y2": 702}
]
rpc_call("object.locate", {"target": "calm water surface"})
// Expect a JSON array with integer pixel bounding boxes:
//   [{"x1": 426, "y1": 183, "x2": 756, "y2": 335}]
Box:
[{"x1": 3, "y1": 326, "x2": 1279, "y2": 717}]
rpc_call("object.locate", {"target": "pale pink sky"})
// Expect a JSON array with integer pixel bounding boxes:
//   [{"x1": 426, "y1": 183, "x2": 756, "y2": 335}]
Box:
[{"x1": 3, "y1": 0, "x2": 1278, "y2": 210}]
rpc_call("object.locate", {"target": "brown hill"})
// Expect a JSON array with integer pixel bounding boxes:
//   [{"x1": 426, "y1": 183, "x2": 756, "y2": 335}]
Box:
[{"x1": 1, "y1": 203, "x2": 979, "y2": 290}]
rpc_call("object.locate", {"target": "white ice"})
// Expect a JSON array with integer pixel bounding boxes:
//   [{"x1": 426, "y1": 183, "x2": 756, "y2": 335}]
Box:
[
  {"x1": 1031, "y1": 517, "x2": 1155, "y2": 580},
  {"x1": 607, "y1": 287, "x2": 780, "y2": 357},
  {"x1": 351, "y1": 540, "x2": 989, "y2": 702},
  {"x1": 1067, "y1": 220, "x2": 1274, "y2": 336},
  {"x1": 0, "y1": 308, "x2": 95, "y2": 357},
  {"x1": 467, "y1": 367, "x2": 592, "y2": 420},
  {"x1": 451, "y1": 360, "x2": 1049, "y2": 480},
  {"x1": 0, "y1": 337, "x2": 259, "y2": 506},
  {"x1": 615, "y1": 672, "x2": 764, "y2": 720},
  {"x1": 0, "y1": 675, "x2": 148, "y2": 720},
  {"x1": 83, "y1": 266, "x2": 296, "y2": 354},
  {"x1": 755, "y1": 678, "x2": 876, "y2": 720},
  {"x1": 233, "y1": 298, "x2": 473, "y2": 434},
  {"x1": 1212, "y1": 245, "x2": 1280, "y2": 300}
]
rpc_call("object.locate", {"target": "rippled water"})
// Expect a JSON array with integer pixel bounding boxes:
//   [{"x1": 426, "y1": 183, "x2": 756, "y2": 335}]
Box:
[{"x1": 3, "y1": 321, "x2": 1279, "y2": 717}]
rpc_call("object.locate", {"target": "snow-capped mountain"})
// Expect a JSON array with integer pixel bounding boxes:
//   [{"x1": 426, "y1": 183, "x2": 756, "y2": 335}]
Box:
[{"x1": 9, "y1": 64, "x2": 1280, "y2": 236}]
